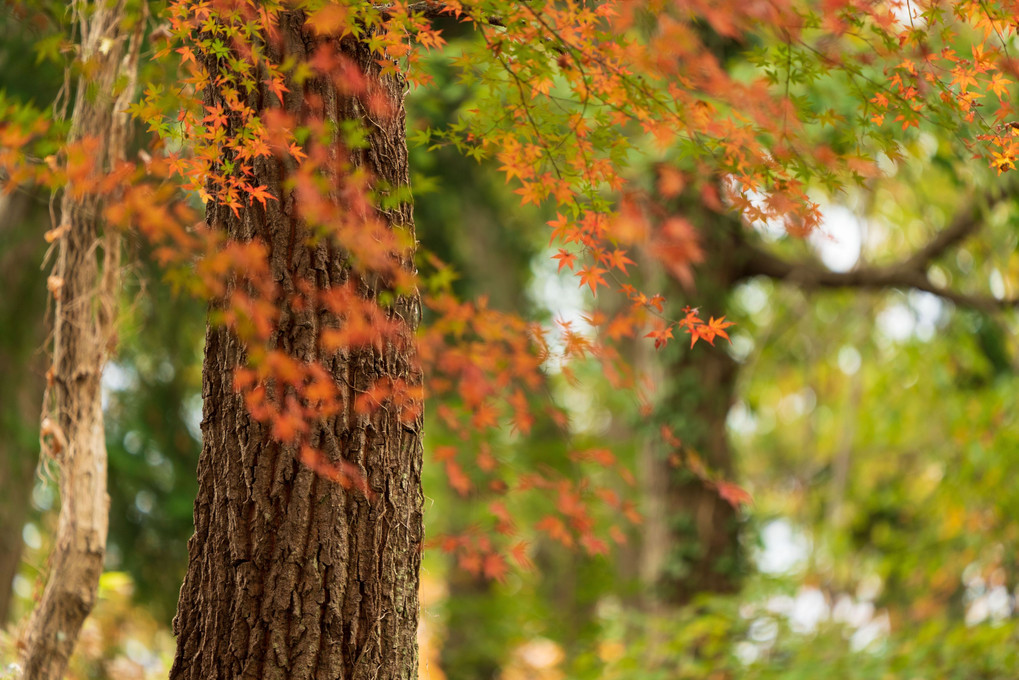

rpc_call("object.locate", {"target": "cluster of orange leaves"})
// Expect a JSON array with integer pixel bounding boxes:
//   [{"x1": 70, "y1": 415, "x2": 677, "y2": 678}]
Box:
[
  {"x1": 7, "y1": 0, "x2": 1019, "y2": 575},
  {"x1": 818, "y1": 0, "x2": 1019, "y2": 172},
  {"x1": 142, "y1": 0, "x2": 653, "y2": 568}
]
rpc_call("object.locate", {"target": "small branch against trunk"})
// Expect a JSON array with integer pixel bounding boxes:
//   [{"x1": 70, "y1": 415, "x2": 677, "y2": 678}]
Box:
[
  {"x1": 737, "y1": 189, "x2": 1019, "y2": 313},
  {"x1": 372, "y1": 1, "x2": 506, "y2": 26},
  {"x1": 373, "y1": 0, "x2": 445, "y2": 14},
  {"x1": 19, "y1": 2, "x2": 144, "y2": 679}
]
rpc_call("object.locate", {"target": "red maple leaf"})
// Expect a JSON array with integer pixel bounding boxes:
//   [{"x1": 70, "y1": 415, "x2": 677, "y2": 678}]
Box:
[{"x1": 715, "y1": 481, "x2": 753, "y2": 509}]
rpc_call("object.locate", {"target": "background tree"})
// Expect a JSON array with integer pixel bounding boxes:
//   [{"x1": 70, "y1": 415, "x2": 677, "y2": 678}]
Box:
[
  {"x1": 0, "y1": 3, "x2": 207, "y2": 631},
  {"x1": 18, "y1": 1, "x2": 144, "y2": 677}
]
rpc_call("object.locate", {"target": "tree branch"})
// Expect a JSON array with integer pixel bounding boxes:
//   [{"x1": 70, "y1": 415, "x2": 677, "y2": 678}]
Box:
[
  {"x1": 902, "y1": 200, "x2": 983, "y2": 271},
  {"x1": 737, "y1": 190, "x2": 1019, "y2": 313},
  {"x1": 373, "y1": 1, "x2": 505, "y2": 26}
]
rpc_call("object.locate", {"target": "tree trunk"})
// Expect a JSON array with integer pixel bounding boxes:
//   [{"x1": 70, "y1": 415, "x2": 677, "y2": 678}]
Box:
[
  {"x1": 170, "y1": 12, "x2": 423, "y2": 680},
  {"x1": 642, "y1": 208, "x2": 747, "y2": 607},
  {"x1": 20, "y1": 2, "x2": 142, "y2": 676},
  {"x1": 649, "y1": 338, "x2": 741, "y2": 605}
]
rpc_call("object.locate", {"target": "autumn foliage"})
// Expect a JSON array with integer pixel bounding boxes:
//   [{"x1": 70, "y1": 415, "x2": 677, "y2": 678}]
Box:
[{"x1": 4, "y1": 0, "x2": 1019, "y2": 580}]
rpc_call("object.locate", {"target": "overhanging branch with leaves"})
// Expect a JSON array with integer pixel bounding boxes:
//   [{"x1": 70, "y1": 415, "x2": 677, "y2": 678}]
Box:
[{"x1": 736, "y1": 187, "x2": 1019, "y2": 313}]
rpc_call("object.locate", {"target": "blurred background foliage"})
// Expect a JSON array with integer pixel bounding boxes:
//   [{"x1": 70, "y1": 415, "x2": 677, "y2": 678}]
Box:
[{"x1": 4, "y1": 3, "x2": 1019, "y2": 680}]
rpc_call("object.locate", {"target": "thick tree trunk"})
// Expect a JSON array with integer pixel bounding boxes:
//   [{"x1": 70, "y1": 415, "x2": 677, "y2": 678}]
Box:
[
  {"x1": 642, "y1": 208, "x2": 747, "y2": 606},
  {"x1": 170, "y1": 13, "x2": 423, "y2": 680},
  {"x1": 20, "y1": 2, "x2": 142, "y2": 677}
]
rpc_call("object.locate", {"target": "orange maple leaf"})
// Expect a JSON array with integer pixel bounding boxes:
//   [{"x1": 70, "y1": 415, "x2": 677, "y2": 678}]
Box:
[
  {"x1": 577, "y1": 265, "x2": 608, "y2": 295},
  {"x1": 553, "y1": 248, "x2": 577, "y2": 272},
  {"x1": 247, "y1": 184, "x2": 276, "y2": 208},
  {"x1": 266, "y1": 76, "x2": 289, "y2": 105},
  {"x1": 715, "y1": 481, "x2": 753, "y2": 509},
  {"x1": 704, "y1": 315, "x2": 734, "y2": 343},
  {"x1": 509, "y1": 541, "x2": 534, "y2": 570}
]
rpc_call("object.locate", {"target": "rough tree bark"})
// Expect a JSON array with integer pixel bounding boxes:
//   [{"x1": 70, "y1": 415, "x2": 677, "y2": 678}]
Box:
[
  {"x1": 169, "y1": 12, "x2": 423, "y2": 680},
  {"x1": 19, "y1": 2, "x2": 143, "y2": 678}
]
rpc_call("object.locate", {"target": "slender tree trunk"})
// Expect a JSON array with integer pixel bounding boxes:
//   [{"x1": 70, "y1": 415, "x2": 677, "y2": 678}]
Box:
[
  {"x1": 170, "y1": 13, "x2": 423, "y2": 680},
  {"x1": 20, "y1": 2, "x2": 142, "y2": 677}
]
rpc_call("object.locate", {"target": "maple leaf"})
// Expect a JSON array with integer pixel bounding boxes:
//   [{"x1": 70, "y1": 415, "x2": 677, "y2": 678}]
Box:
[
  {"x1": 951, "y1": 65, "x2": 979, "y2": 94},
  {"x1": 482, "y1": 553, "x2": 508, "y2": 582},
  {"x1": 687, "y1": 315, "x2": 734, "y2": 348},
  {"x1": 645, "y1": 324, "x2": 674, "y2": 350},
  {"x1": 657, "y1": 165, "x2": 686, "y2": 197},
  {"x1": 288, "y1": 142, "x2": 308, "y2": 163},
  {"x1": 654, "y1": 216, "x2": 704, "y2": 289},
  {"x1": 581, "y1": 534, "x2": 610, "y2": 556},
  {"x1": 606, "y1": 248, "x2": 636, "y2": 274},
  {"x1": 445, "y1": 460, "x2": 472, "y2": 496},
  {"x1": 509, "y1": 541, "x2": 534, "y2": 570},
  {"x1": 306, "y1": 5, "x2": 349, "y2": 35},
  {"x1": 704, "y1": 316, "x2": 734, "y2": 343},
  {"x1": 472, "y1": 402, "x2": 499, "y2": 429},
  {"x1": 552, "y1": 248, "x2": 577, "y2": 273},
  {"x1": 202, "y1": 104, "x2": 228, "y2": 129},
  {"x1": 176, "y1": 45, "x2": 197, "y2": 66},
  {"x1": 266, "y1": 76, "x2": 289, "y2": 105},
  {"x1": 433, "y1": 445, "x2": 457, "y2": 462},
  {"x1": 577, "y1": 265, "x2": 608, "y2": 295},
  {"x1": 459, "y1": 551, "x2": 482, "y2": 575},
  {"x1": 247, "y1": 184, "x2": 276, "y2": 208},
  {"x1": 992, "y1": 151, "x2": 1015, "y2": 173},
  {"x1": 989, "y1": 72, "x2": 1012, "y2": 100},
  {"x1": 482, "y1": 494, "x2": 509, "y2": 523},
  {"x1": 715, "y1": 481, "x2": 753, "y2": 509},
  {"x1": 546, "y1": 214, "x2": 570, "y2": 245},
  {"x1": 514, "y1": 181, "x2": 545, "y2": 206},
  {"x1": 536, "y1": 515, "x2": 573, "y2": 546}
]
